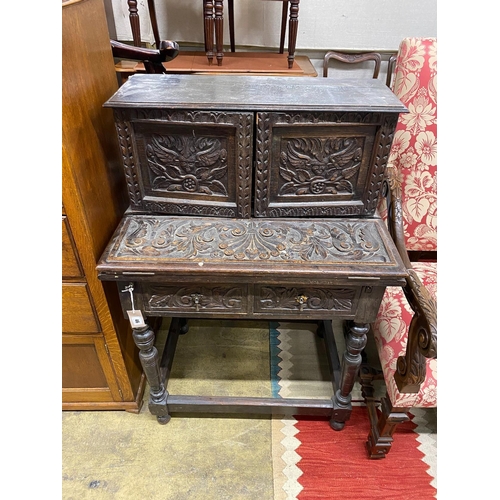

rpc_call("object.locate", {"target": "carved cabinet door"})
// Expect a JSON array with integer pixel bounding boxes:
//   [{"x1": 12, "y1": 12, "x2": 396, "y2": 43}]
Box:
[
  {"x1": 114, "y1": 109, "x2": 254, "y2": 218},
  {"x1": 254, "y1": 111, "x2": 397, "y2": 218}
]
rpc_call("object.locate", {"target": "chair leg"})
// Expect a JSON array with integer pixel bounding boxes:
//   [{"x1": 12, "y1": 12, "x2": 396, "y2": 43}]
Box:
[
  {"x1": 204, "y1": 1, "x2": 215, "y2": 65},
  {"x1": 214, "y1": 0, "x2": 224, "y2": 65},
  {"x1": 228, "y1": 0, "x2": 235, "y2": 52},
  {"x1": 279, "y1": 1, "x2": 288, "y2": 54},
  {"x1": 286, "y1": 0, "x2": 299, "y2": 68},
  {"x1": 366, "y1": 393, "x2": 410, "y2": 459},
  {"x1": 359, "y1": 366, "x2": 410, "y2": 459}
]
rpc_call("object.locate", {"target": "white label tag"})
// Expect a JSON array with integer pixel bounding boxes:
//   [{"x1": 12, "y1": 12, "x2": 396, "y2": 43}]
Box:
[{"x1": 127, "y1": 310, "x2": 146, "y2": 328}]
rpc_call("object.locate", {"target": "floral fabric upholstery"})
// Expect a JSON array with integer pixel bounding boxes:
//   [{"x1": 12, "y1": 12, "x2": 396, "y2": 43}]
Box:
[
  {"x1": 371, "y1": 38, "x2": 437, "y2": 409},
  {"x1": 387, "y1": 37, "x2": 437, "y2": 252},
  {"x1": 372, "y1": 262, "x2": 437, "y2": 408}
]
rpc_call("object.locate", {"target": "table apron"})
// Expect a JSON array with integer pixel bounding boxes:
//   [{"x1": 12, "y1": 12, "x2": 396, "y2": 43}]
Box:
[{"x1": 117, "y1": 280, "x2": 387, "y2": 324}]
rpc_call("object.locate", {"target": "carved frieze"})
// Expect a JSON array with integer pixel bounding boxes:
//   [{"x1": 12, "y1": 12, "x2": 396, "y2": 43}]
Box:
[{"x1": 111, "y1": 216, "x2": 387, "y2": 264}]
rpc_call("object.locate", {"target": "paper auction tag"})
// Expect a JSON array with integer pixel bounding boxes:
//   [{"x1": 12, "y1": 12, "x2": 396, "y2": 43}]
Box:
[{"x1": 127, "y1": 309, "x2": 146, "y2": 329}]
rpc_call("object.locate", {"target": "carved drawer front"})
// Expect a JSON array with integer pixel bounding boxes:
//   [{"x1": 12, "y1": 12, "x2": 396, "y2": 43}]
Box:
[
  {"x1": 140, "y1": 283, "x2": 249, "y2": 316},
  {"x1": 254, "y1": 285, "x2": 358, "y2": 317},
  {"x1": 254, "y1": 112, "x2": 397, "y2": 217},
  {"x1": 114, "y1": 109, "x2": 254, "y2": 218}
]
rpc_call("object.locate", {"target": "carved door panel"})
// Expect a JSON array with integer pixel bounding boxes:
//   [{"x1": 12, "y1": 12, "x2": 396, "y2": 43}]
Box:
[
  {"x1": 254, "y1": 112, "x2": 397, "y2": 217},
  {"x1": 114, "y1": 109, "x2": 254, "y2": 218}
]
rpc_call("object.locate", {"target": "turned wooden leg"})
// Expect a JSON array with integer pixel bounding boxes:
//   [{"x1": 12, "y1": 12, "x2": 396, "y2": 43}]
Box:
[
  {"x1": 287, "y1": 0, "x2": 299, "y2": 68},
  {"x1": 330, "y1": 322, "x2": 368, "y2": 430},
  {"x1": 204, "y1": 0, "x2": 215, "y2": 65},
  {"x1": 132, "y1": 322, "x2": 170, "y2": 424},
  {"x1": 179, "y1": 317, "x2": 189, "y2": 335},
  {"x1": 214, "y1": 0, "x2": 224, "y2": 66},
  {"x1": 366, "y1": 394, "x2": 410, "y2": 459}
]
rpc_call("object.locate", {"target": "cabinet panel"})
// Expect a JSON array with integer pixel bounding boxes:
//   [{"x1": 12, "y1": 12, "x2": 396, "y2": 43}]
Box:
[
  {"x1": 62, "y1": 335, "x2": 121, "y2": 403},
  {"x1": 62, "y1": 283, "x2": 100, "y2": 333},
  {"x1": 254, "y1": 111, "x2": 396, "y2": 217},
  {"x1": 114, "y1": 109, "x2": 254, "y2": 218},
  {"x1": 62, "y1": 341, "x2": 108, "y2": 388}
]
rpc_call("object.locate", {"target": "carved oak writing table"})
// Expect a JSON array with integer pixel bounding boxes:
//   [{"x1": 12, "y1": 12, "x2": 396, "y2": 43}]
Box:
[{"x1": 97, "y1": 74, "x2": 407, "y2": 429}]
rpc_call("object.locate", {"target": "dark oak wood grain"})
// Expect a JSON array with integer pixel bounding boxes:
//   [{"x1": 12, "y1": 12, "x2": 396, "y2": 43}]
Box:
[{"x1": 98, "y1": 73, "x2": 406, "y2": 427}]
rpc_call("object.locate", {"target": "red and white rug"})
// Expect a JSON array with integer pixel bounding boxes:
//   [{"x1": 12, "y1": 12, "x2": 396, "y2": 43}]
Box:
[{"x1": 270, "y1": 321, "x2": 437, "y2": 500}]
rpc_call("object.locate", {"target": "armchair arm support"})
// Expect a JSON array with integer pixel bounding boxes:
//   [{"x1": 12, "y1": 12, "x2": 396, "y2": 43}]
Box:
[
  {"x1": 383, "y1": 166, "x2": 437, "y2": 393},
  {"x1": 110, "y1": 39, "x2": 180, "y2": 74}
]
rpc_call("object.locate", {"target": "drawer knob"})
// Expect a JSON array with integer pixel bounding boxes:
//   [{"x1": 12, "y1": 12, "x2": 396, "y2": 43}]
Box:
[
  {"x1": 295, "y1": 294, "x2": 308, "y2": 311},
  {"x1": 191, "y1": 293, "x2": 202, "y2": 312}
]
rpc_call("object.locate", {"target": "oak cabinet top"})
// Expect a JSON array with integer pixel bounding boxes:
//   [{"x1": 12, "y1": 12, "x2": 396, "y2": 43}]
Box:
[{"x1": 104, "y1": 74, "x2": 407, "y2": 113}]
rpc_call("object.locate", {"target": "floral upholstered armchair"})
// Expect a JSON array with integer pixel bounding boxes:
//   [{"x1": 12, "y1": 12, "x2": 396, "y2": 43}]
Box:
[{"x1": 361, "y1": 37, "x2": 437, "y2": 459}]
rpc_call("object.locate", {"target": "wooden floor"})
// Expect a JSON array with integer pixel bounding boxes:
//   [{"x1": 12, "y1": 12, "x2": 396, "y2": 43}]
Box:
[{"x1": 115, "y1": 51, "x2": 318, "y2": 81}]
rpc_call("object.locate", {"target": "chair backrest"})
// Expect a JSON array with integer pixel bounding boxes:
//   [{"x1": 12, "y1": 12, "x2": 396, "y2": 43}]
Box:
[
  {"x1": 322, "y1": 51, "x2": 381, "y2": 78},
  {"x1": 388, "y1": 37, "x2": 437, "y2": 253}
]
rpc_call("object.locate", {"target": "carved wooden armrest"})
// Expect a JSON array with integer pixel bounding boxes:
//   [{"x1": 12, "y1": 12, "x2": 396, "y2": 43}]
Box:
[
  {"x1": 110, "y1": 39, "x2": 180, "y2": 74},
  {"x1": 383, "y1": 166, "x2": 438, "y2": 394}
]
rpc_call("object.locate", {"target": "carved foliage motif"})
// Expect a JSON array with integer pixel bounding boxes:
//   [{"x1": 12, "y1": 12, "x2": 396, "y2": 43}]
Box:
[
  {"x1": 147, "y1": 285, "x2": 245, "y2": 311},
  {"x1": 141, "y1": 200, "x2": 236, "y2": 217},
  {"x1": 114, "y1": 116, "x2": 142, "y2": 206},
  {"x1": 279, "y1": 137, "x2": 362, "y2": 196},
  {"x1": 117, "y1": 217, "x2": 387, "y2": 263},
  {"x1": 363, "y1": 115, "x2": 398, "y2": 214},
  {"x1": 258, "y1": 286, "x2": 355, "y2": 311},
  {"x1": 146, "y1": 134, "x2": 229, "y2": 196}
]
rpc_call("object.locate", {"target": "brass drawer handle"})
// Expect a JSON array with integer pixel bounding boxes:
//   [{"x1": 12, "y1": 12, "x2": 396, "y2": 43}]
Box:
[
  {"x1": 295, "y1": 294, "x2": 308, "y2": 311},
  {"x1": 191, "y1": 293, "x2": 202, "y2": 312}
]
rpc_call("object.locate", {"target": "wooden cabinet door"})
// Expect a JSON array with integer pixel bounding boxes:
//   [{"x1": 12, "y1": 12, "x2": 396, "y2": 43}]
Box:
[
  {"x1": 254, "y1": 111, "x2": 395, "y2": 218},
  {"x1": 62, "y1": 335, "x2": 123, "y2": 406},
  {"x1": 113, "y1": 109, "x2": 254, "y2": 218}
]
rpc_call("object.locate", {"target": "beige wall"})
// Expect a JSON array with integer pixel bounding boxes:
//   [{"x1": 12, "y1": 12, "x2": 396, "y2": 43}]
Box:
[{"x1": 111, "y1": 0, "x2": 437, "y2": 52}]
